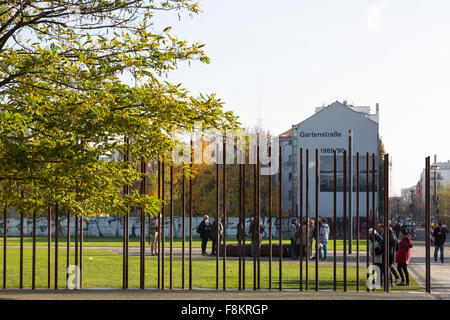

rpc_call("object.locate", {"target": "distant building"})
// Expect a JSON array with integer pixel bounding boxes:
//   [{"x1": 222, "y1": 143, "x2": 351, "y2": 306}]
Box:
[
  {"x1": 278, "y1": 101, "x2": 380, "y2": 218},
  {"x1": 419, "y1": 156, "x2": 450, "y2": 200}
]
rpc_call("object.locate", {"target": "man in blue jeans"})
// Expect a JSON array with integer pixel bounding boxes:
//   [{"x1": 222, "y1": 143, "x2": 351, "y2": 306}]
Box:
[
  {"x1": 433, "y1": 223, "x2": 446, "y2": 263},
  {"x1": 319, "y1": 219, "x2": 330, "y2": 261}
]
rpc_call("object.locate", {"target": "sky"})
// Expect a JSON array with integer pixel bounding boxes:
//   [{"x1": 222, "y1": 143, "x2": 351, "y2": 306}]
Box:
[{"x1": 150, "y1": 0, "x2": 450, "y2": 195}]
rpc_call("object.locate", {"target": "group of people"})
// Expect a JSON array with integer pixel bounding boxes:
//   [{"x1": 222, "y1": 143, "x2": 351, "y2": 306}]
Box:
[
  {"x1": 197, "y1": 215, "x2": 266, "y2": 256},
  {"x1": 289, "y1": 218, "x2": 330, "y2": 261},
  {"x1": 368, "y1": 224, "x2": 413, "y2": 287}
]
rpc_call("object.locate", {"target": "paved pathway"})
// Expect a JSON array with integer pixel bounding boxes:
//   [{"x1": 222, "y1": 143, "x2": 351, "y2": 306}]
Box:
[{"x1": 408, "y1": 241, "x2": 450, "y2": 292}]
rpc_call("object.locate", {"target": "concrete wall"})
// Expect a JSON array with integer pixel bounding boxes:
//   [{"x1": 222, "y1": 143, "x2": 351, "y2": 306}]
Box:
[{"x1": 0, "y1": 216, "x2": 295, "y2": 239}]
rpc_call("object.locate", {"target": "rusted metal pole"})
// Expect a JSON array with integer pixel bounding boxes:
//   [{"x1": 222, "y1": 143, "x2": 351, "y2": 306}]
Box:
[
  {"x1": 333, "y1": 150, "x2": 337, "y2": 291},
  {"x1": 384, "y1": 154, "x2": 389, "y2": 292},
  {"x1": 343, "y1": 150, "x2": 347, "y2": 292},
  {"x1": 32, "y1": 210, "x2": 36, "y2": 290},
  {"x1": 315, "y1": 149, "x2": 319, "y2": 291},
  {"x1": 253, "y1": 160, "x2": 257, "y2": 290},
  {"x1": 74, "y1": 212, "x2": 78, "y2": 289},
  {"x1": 3, "y1": 199, "x2": 7, "y2": 289},
  {"x1": 425, "y1": 156, "x2": 431, "y2": 293},
  {"x1": 238, "y1": 163, "x2": 242, "y2": 290},
  {"x1": 305, "y1": 148, "x2": 309, "y2": 291},
  {"x1": 189, "y1": 140, "x2": 193, "y2": 291},
  {"x1": 157, "y1": 160, "x2": 161, "y2": 290},
  {"x1": 223, "y1": 141, "x2": 227, "y2": 291},
  {"x1": 257, "y1": 146, "x2": 261, "y2": 290},
  {"x1": 80, "y1": 216, "x2": 83, "y2": 289},
  {"x1": 366, "y1": 152, "x2": 370, "y2": 291},
  {"x1": 356, "y1": 152, "x2": 360, "y2": 291},
  {"x1": 67, "y1": 210, "x2": 71, "y2": 288},
  {"x1": 299, "y1": 147, "x2": 303, "y2": 291},
  {"x1": 162, "y1": 161, "x2": 166, "y2": 290},
  {"x1": 123, "y1": 136, "x2": 128, "y2": 289},
  {"x1": 182, "y1": 169, "x2": 186, "y2": 290},
  {"x1": 242, "y1": 162, "x2": 246, "y2": 290},
  {"x1": 268, "y1": 148, "x2": 272, "y2": 291},
  {"x1": 216, "y1": 158, "x2": 219, "y2": 290},
  {"x1": 140, "y1": 158, "x2": 147, "y2": 290},
  {"x1": 48, "y1": 206, "x2": 51, "y2": 289},
  {"x1": 170, "y1": 164, "x2": 173, "y2": 290},
  {"x1": 54, "y1": 204, "x2": 59, "y2": 289},
  {"x1": 19, "y1": 209, "x2": 23, "y2": 289},
  {"x1": 279, "y1": 145, "x2": 283, "y2": 291},
  {"x1": 372, "y1": 153, "x2": 376, "y2": 291},
  {"x1": 53, "y1": 204, "x2": 59, "y2": 289}
]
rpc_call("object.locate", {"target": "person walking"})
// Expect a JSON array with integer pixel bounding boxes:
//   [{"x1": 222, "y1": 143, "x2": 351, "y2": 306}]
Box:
[
  {"x1": 248, "y1": 217, "x2": 266, "y2": 257},
  {"x1": 394, "y1": 221, "x2": 401, "y2": 239},
  {"x1": 379, "y1": 224, "x2": 401, "y2": 286},
  {"x1": 289, "y1": 218, "x2": 298, "y2": 259},
  {"x1": 433, "y1": 222, "x2": 446, "y2": 263},
  {"x1": 319, "y1": 219, "x2": 330, "y2": 261},
  {"x1": 197, "y1": 215, "x2": 211, "y2": 255},
  {"x1": 308, "y1": 219, "x2": 315, "y2": 259},
  {"x1": 368, "y1": 228, "x2": 384, "y2": 285},
  {"x1": 210, "y1": 216, "x2": 223, "y2": 256},
  {"x1": 396, "y1": 228, "x2": 413, "y2": 286},
  {"x1": 149, "y1": 214, "x2": 160, "y2": 256},
  {"x1": 297, "y1": 219, "x2": 308, "y2": 259}
]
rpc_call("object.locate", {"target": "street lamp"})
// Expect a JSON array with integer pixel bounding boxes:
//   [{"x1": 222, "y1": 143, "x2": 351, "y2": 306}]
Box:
[{"x1": 430, "y1": 165, "x2": 439, "y2": 223}]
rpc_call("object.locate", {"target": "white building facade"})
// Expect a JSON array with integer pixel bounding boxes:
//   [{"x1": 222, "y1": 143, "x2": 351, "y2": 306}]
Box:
[{"x1": 279, "y1": 101, "x2": 380, "y2": 220}]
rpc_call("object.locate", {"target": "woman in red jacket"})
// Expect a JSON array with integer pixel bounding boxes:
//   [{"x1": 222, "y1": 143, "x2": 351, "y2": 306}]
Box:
[{"x1": 396, "y1": 228, "x2": 413, "y2": 286}]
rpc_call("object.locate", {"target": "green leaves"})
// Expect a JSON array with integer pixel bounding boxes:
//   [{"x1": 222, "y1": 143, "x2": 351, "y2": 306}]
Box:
[{"x1": 0, "y1": 0, "x2": 239, "y2": 218}]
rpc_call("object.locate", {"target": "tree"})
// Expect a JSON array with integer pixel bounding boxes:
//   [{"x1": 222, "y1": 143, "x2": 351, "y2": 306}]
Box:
[
  {"x1": 0, "y1": 1, "x2": 239, "y2": 218},
  {"x1": 437, "y1": 183, "x2": 450, "y2": 224}
]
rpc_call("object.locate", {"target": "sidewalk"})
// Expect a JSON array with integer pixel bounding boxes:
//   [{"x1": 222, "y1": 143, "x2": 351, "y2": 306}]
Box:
[{"x1": 408, "y1": 241, "x2": 450, "y2": 292}]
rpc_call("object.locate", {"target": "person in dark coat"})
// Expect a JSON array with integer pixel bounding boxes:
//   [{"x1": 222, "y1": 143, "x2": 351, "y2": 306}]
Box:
[
  {"x1": 379, "y1": 224, "x2": 401, "y2": 285},
  {"x1": 210, "y1": 216, "x2": 223, "y2": 255},
  {"x1": 394, "y1": 221, "x2": 401, "y2": 239},
  {"x1": 433, "y1": 222, "x2": 446, "y2": 263},
  {"x1": 197, "y1": 215, "x2": 211, "y2": 255},
  {"x1": 248, "y1": 217, "x2": 266, "y2": 257}
]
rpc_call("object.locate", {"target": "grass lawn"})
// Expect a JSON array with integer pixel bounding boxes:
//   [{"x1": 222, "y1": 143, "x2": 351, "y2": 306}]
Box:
[
  {"x1": 0, "y1": 237, "x2": 368, "y2": 251},
  {"x1": 0, "y1": 247, "x2": 421, "y2": 291}
]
